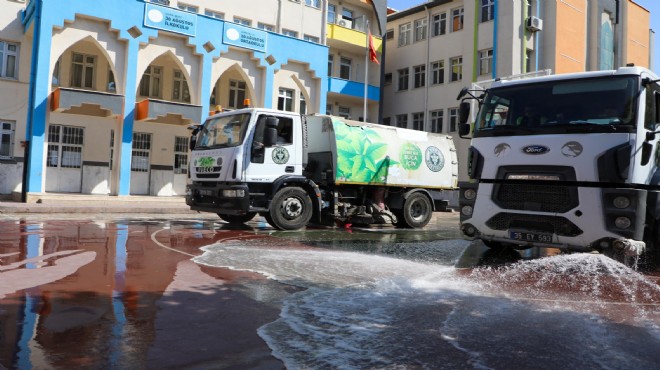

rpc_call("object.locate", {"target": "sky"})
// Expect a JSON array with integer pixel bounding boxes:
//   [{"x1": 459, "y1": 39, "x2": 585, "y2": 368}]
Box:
[{"x1": 386, "y1": 0, "x2": 660, "y2": 72}]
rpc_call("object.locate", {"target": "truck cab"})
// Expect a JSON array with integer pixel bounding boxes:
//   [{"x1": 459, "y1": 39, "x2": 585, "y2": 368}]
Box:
[{"x1": 457, "y1": 66, "x2": 660, "y2": 267}]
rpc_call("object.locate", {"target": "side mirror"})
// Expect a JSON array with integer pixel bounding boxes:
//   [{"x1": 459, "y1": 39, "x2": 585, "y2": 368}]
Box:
[
  {"x1": 459, "y1": 101, "x2": 471, "y2": 124},
  {"x1": 266, "y1": 117, "x2": 279, "y2": 129},
  {"x1": 458, "y1": 123, "x2": 471, "y2": 138},
  {"x1": 263, "y1": 127, "x2": 278, "y2": 147},
  {"x1": 188, "y1": 124, "x2": 202, "y2": 150}
]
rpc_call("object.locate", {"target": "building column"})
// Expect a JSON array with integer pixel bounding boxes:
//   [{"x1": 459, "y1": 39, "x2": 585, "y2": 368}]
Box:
[
  {"x1": 117, "y1": 39, "x2": 140, "y2": 196},
  {"x1": 25, "y1": 0, "x2": 54, "y2": 196}
]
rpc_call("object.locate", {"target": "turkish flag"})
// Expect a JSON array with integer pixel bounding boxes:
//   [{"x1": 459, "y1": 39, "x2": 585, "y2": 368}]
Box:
[{"x1": 368, "y1": 30, "x2": 380, "y2": 65}]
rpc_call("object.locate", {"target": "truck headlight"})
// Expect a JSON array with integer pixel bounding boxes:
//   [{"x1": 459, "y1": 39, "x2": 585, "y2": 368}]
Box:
[
  {"x1": 461, "y1": 205, "x2": 473, "y2": 216},
  {"x1": 614, "y1": 216, "x2": 631, "y2": 229},
  {"x1": 222, "y1": 189, "x2": 246, "y2": 197},
  {"x1": 612, "y1": 196, "x2": 630, "y2": 209},
  {"x1": 464, "y1": 189, "x2": 476, "y2": 200}
]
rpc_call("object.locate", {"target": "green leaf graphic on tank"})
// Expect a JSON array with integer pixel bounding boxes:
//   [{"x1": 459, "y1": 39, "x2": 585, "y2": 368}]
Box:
[{"x1": 332, "y1": 118, "x2": 399, "y2": 183}]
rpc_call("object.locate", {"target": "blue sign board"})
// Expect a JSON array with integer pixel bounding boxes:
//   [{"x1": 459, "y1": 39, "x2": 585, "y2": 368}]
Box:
[
  {"x1": 144, "y1": 3, "x2": 196, "y2": 36},
  {"x1": 223, "y1": 23, "x2": 267, "y2": 53}
]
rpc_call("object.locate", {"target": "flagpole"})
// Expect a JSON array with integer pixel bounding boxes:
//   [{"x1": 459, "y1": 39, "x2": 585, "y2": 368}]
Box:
[{"x1": 363, "y1": 20, "x2": 369, "y2": 122}]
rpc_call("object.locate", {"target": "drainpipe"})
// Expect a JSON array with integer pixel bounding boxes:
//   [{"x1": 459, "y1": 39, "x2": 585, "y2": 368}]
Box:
[
  {"x1": 23, "y1": 0, "x2": 43, "y2": 202},
  {"x1": 424, "y1": 4, "x2": 430, "y2": 130},
  {"x1": 535, "y1": 0, "x2": 540, "y2": 71},
  {"x1": 321, "y1": 0, "x2": 328, "y2": 44},
  {"x1": 492, "y1": 0, "x2": 498, "y2": 78}
]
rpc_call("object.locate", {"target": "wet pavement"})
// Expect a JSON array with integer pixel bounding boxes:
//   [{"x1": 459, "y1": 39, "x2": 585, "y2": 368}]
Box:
[{"x1": 0, "y1": 212, "x2": 659, "y2": 369}]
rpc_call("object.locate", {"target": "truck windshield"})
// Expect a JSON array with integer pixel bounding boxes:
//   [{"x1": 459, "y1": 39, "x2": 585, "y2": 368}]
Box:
[
  {"x1": 195, "y1": 113, "x2": 251, "y2": 149},
  {"x1": 474, "y1": 76, "x2": 638, "y2": 137}
]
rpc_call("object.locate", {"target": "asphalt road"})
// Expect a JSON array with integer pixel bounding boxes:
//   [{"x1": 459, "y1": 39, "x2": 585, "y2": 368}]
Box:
[{"x1": 0, "y1": 213, "x2": 659, "y2": 369}]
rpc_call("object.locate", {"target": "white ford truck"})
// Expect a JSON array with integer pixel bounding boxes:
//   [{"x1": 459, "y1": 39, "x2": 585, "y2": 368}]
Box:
[
  {"x1": 186, "y1": 108, "x2": 458, "y2": 230},
  {"x1": 457, "y1": 66, "x2": 660, "y2": 268}
]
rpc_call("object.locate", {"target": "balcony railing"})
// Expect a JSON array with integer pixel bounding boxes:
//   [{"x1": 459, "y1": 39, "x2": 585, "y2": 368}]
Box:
[
  {"x1": 136, "y1": 98, "x2": 202, "y2": 125},
  {"x1": 50, "y1": 87, "x2": 124, "y2": 117}
]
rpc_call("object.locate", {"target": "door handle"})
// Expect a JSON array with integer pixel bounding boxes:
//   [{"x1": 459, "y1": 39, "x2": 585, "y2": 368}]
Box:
[{"x1": 285, "y1": 166, "x2": 294, "y2": 173}]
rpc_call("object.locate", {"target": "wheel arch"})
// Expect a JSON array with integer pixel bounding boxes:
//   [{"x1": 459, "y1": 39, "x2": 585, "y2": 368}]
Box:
[
  {"x1": 387, "y1": 188, "x2": 435, "y2": 212},
  {"x1": 270, "y1": 175, "x2": 322, "y2": 223}
]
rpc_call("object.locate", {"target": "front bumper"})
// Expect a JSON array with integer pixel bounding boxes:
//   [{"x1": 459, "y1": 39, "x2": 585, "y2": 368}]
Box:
[{"x1": 186, "y1": 183, "x2": 251, "y2": 215}]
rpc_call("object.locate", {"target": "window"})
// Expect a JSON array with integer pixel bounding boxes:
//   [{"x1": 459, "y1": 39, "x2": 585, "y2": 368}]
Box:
[
  {"x1": 139, "y1": 65, "x2": 162, "y2": 98},
  {"x1": 305, "y1": 0, "x2": 321, "y2": 8},
  {"x1": 70, "y1": 53, "x2": 96, "y2": 89},
  {"x1": 338, "y1": 106, "x2": 350, "y2": 119},
  {"x1": 52, "y1": 59, "x2": 60, "y2": 86},
  {"x1": 450, "y1": 57, "x2": 462, "y2": 82},
  {"x1": 233, "y1": 17, "x2": 251, "y2": 26},
  {"x1": 412, "y1": 112, "x2": 424, "y2": 131},
  {"x1": 481, "y1": 0, "x2": 495, "y2": 22},
  {"x1": 413, "y1": 65, "x2": 426, "y2": 88},
  {"x1": 398, "y1": 23, "x2": 412, "y2": 46},
  {"x1": 228, "y1": 80, "x2": 247, "y2": 109},
  {"x1": 107, "y1": 69, "x2": 116, "y2": 93},
  {"x1": 384, "y1": 73, "x2": 392, "y2": 86},
  {"x1": 432, "y1": 13, "x2": 447, "y2": 36},
  {"x1": 299, "y1": 92, "x2": 307, "y2": 114},
  {"x1": 172, "y1": 70, "x2": 191, "y2": 103},
  {"x1": 110, "y1": 129, "x2": 114, "y2": 170},
  {"x1": 449, "y1": 108, "x2": 459, "y2": 132},
  {"x1": 304, "y1": 35, "x2": 320, "y2": 43},
  {"x1": 382, "y1": 117, "x2": 391, "y2": 126},
  {"x1": 278, "y1": 88, "x2": 294, "y2": 111},
  {"x1": 340, "y1": 57, "x2": 351, "y2": 80},
  {"x1": 174, "y1": 136, "x2": 189, "y2": 174},
  {"x1": 386, "y1": 29, "x2": 394, "y2": 40},
  {"x1": 430, "y1": 110, "x2": 444, "y2": 133},
  {"x1": 0, "y1": 120, "x2": 14, "y2": 159},
  {"x1": 204, "y1": 10, "x2": 224, "y2": 20},
  {"x1": 431, "y1": 60, "x2": 444, "y2": 85},
  {"x1": 396, "y1": 114, "x2": 408, "y2": 128},
  {"x1": 258, "y1": 23, "x2": 274, "y2": 31},
  {"x1": 414, "y1": 18, "x2": 427, "y2": 42},
  {"x1": 328, "y1": 54, "x2": 334, "y2": 76},
  {"x1": 328, "y1": 4, "x2": 336, "y2": 24},
  {"x1": 47, "y1": 125, "x2": 84, "y2": 169},
  {"x1": 479, "y1": 49, "x2": 493, "y2": 76},
  {"x1": 0, "y1": 41, "x2": 18, "y2": 79},
  {"x1": 451, "y1": 8, "x2": 464, "y2": 32},
  {"x1": 397, "y1": 68, "x2": 409, "y2": 91},
  {"x1": 326, "y1": 104, "x2": 333, "y2": 115},
  {"x1": 177, "y1": 3, "x2": 198, "y2": 12},
  {"x1": 131, "y1": 132, "x2": 151, "y2": 172},
  {"x1": 341, "y1": 8, "x2": 354, "y2": 23},
  {"x1": 282, "y1": 29, "x2": 298, "y2": 38}
]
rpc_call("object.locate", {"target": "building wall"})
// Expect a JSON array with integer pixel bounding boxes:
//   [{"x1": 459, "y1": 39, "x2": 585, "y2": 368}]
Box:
[
  {"x1": 554, "y1": 0, "x2": 588, "y2": 74},
  {"x1": 626, "y1": 0, "x2": 650, "y2": 67}
]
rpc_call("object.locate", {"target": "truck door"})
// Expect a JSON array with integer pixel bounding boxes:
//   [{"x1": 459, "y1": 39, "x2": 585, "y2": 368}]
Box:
[{"x1": 244, "y1": 114, "x2": 302, "y2": 183}]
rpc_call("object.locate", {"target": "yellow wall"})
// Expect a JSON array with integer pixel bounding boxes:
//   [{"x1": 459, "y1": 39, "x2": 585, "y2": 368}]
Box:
[
  {"x1": 555, "y1": 0, "x2": 587, "y2": 74},
  {"x1": 626, "y1": 0, "x2": 650, "y2": 68}
]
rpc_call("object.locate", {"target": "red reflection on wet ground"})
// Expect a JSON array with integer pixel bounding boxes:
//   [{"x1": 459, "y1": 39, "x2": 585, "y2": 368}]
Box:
[{"x1": 0, "y1": 219, "x2": 286, "y2": 369}]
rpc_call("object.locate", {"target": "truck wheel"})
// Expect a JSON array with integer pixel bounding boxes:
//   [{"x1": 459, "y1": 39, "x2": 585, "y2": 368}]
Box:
[
  {"x1": 267, "y1": 187, "x2": 312, "y2": 230},
  {"x1": 396, "y1": 192, "x2": 433, "y2": 229},
  {"x1": 217, "y1": 212, "x2": 256, "y2": 224}
]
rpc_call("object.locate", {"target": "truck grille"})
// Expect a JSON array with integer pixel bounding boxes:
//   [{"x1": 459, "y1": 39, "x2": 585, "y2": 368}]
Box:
[
  {"x1": 493, "y1": 183, "x2": 577, "y2": 213},
  {"x1": 195, "y1": 166, "x2": 221, "y2": 179},
  {"x1": 486, "y1": 212, "x2": 583, "y2": 237}
]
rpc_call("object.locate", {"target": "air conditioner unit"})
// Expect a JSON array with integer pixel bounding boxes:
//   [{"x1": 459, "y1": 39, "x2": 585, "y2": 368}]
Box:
[
  {"x1": 526, "y1": 16, "x2": 543, "y2": 32},
  {"x1": 338, "y1": 19, "x2": 353, "y2": 29}
]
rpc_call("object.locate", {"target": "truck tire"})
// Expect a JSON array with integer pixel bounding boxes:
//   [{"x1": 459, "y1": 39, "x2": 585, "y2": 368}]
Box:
[
  {"x1": 267, "y1": 187, "x2": 313, "y2": 230},
  {"x1": 395, "y1": 192, "x2": 433, "y2": 229},
  {"x1": 217, "y1": 212, "x2": 256, "y2": 224}
]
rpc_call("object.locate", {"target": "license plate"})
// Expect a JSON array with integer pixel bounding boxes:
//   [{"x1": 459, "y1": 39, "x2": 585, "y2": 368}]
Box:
[
  {"x1": 509, "y1": 231, "x2": 553, "y2": 243},
  {"x1": 199, "y1": 189, "x2": 214, "y2": 196}
]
